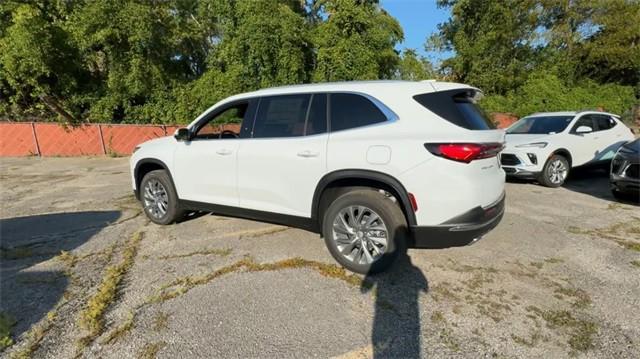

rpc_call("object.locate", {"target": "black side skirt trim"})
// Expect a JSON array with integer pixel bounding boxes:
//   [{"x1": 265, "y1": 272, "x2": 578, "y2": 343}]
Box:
[{"x1": 179, "y1": 200, "x2": 319, "y2": 233}]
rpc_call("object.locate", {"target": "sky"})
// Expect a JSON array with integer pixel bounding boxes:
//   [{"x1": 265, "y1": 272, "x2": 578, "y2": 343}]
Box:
[{"x1": 380, "y1": 0, "x2": 451, "y2": 62}]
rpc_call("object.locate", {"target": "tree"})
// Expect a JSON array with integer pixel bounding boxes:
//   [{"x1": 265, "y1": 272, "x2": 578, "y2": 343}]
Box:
[
  {"x1": 427, "y1": 0, "x2": 541, "y2": 94},
  {"x1": 312, "y1": 0, "x2": 403, "y2": 81},
  {"x1": 396, "y1": 49, "x2": 436, "y2": 81}
]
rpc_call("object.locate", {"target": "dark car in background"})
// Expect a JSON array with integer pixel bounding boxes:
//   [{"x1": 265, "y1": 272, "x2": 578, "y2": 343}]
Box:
[{"x1": 610, "y1": 138, "x2": 640, "y2": 201}]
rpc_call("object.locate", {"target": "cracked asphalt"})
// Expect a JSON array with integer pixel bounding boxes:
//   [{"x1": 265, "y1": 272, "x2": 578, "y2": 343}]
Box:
[{"x1": 1, "y1": 157, "x2": 639, "y2": 358}]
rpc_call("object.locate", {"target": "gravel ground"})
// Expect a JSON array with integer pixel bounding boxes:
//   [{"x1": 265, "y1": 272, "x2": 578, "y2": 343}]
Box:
[{"x1": 1, "y1": 157, "x2": 639, "y2": 359}]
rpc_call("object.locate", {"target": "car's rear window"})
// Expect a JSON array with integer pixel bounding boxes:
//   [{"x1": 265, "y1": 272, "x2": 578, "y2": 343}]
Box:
[{"x1": 413, "y1": 90, "x2": 495, "y2": 130}]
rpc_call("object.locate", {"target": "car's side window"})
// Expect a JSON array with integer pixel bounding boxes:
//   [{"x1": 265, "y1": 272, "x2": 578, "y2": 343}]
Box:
[
  {"x1": 571, "y1": 115, "x2": 595, "y2": 133},
  {"x1": 329, "y1": 93, "x2": 387, "y2": 132},
  {"x1": 593, "y1": 115, "x2": 616, "y2": 131},
  {"x1": 306, "y1": 93, "x2": 327, "y2": 136},
  {"x1": 252, "y1": 94, "x2": 311, "y2": 138},
  {"x1": 193, "y1": 102, "x2": 252, "y2": 140}
]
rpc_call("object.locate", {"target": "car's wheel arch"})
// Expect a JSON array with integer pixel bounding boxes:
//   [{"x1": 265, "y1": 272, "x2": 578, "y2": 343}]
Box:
[
  {"x1": 549, "y1": 148, "x2": 572, "y2": 167},
  {"x1": 134, "y1": 158, "x2": 177, "y2": 200},
  {"x1": 311, "y1": 169, "x2": 417, "y2": 229}
]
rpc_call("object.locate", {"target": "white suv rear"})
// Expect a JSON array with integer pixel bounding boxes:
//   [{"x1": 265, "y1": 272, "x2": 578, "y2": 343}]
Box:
[{"x1": 130, "y1": 81, "x2": 506, "y2": 273}]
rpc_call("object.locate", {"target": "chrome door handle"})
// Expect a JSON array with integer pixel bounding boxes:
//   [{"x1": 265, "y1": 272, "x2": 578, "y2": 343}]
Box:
[
  {"x1": 216, "y1": 148, "x2": 232, "y2": 156},
  {"x1": 297, "y1": 150, "x2": 318, "y2": 158}
]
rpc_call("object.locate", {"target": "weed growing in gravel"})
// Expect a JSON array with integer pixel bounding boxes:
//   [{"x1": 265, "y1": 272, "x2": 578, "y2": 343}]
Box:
[
  {"x1": 138, "y1": 341, "x2": 166, "y2": 359},
  {"x1": 102, "y1": 311, "x2": 135, "y2": 345},
  {"x1": 511, "y1": 331, "x2": 544, "y2": 347},
  {"x1": 567, "y1": 220, "x2": 640, "y2": 252},
  {"x1": 147, "y1": 256, "x2": 370, "y2": 304},
  {"x1": 0, "y1": 247, "x2": 32, "y2": 260},
  {"x1": 157, "y1": 247, "x2": 232, "y2": 260},
  {"x1": 0, "y1": 312, "x2": 16, "y2": 350},
  {"x1": 76, "y1": 231, "x2": 143, "y2": 352},
  {"x1": 631, "y1": 260, "x2": 640, "y2": 268},
  {"x1": 9, "y1": 309, "x2": 58, "y2": 359},
  {"x1": 527, "y1": 307, "x2": 597, "y2": 352},
  {"x1": 152, "y1": 312, "x2": 169, "y2": 332}
]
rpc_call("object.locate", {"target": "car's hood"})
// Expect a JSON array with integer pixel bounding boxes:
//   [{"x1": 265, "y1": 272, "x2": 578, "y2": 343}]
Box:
[
  {"x1": 504, "y1": 134, "x2": 553, "y2": 148},
  {"x1": 139, "y1": 135, "x2": 174, "y2": 149}
]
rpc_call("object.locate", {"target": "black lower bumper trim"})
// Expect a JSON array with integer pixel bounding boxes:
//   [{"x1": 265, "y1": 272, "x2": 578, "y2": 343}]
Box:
[{"x1": 408, "y1": 193, "x2": 505, "y2": 249}]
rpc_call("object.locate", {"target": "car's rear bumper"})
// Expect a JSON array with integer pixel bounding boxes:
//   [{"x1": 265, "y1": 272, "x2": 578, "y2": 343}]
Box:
[{"x1": 408, "y1": 192, "x2": 505, "y2": 249}]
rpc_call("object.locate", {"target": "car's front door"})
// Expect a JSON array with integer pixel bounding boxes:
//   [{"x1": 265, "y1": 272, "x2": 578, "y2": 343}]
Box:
[
  {"x1": 567, "y1": 114, "x2": 599, "y2": 166},
  {"x1": 173, "y1": 100, "x2": 257, "y2": 206},
  {"x1": 237, "y1": 93, "x2": 328, "y2": 217},
  {"x1": 591, "y1": 115, "x2": 624, "y2": 161}
]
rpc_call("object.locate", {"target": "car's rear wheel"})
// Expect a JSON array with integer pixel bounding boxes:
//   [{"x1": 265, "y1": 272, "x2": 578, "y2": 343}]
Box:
[
  {"x1": 140, "y1": 170, "x2": 184, "y2": 225},
  {"x1": 538, "y1": 155, "x2": 569, "y2": 187},
  {"x1": 322, "y1": 189, "x2": 407, "y2": 274}
]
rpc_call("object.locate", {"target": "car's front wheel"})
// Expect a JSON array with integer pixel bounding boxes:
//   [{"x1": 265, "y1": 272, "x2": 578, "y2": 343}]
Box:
[
  {"x1": 538, "y1": 155, "x2": 569, "y2": 187},
  {"x1": 322, "y1": 189, "x2": 407, "y2": 274},
  {"x1": 140, "y1": 169, "x2": 184, "y2": 225}
]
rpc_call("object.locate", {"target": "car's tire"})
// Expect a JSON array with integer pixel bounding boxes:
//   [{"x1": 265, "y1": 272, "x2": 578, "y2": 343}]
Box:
[
  {"x1": 538, "y1": 155, "x2": 570, "y2": 188},
  {"x1": 139, "y1": 169, "x2": 184, "y2": 225},
  {"x1": 322, "y1": 189, "x2": 407, "y2": 274}
]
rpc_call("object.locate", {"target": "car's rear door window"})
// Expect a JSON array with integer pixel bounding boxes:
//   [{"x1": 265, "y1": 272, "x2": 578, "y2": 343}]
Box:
[
  {"x1": 252, "y1": 94, "x2": 311, "y2": 138},
  {"x1": 594, "y1": 115, "x2": 616, "y2": 131},
  {"x1": 329, "y1": 93, "x2": 387, "y2": 132},
  {"x1": 413, "y1": 90, "x2": 495, "y2": 130}
]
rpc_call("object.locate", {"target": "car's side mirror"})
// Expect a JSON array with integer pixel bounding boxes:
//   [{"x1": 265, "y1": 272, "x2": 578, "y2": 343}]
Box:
[
  {"x1": 575, "y1": 126, "x2": 593, "y2": 134},
  {"x1": 174, "y1": 128, "x2": 191, "y2": 141}
]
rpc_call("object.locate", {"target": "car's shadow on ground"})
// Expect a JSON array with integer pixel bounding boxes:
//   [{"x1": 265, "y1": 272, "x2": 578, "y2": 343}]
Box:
[
  {"x1": 361, "y1": 240, "x2": 429, "y2": 358},
  {"x1": 507, "y1": 167, "x2": 639, "y2": 205},
  {"x1": 0, "y1": 211, "x2": 120, "y2": 339}
]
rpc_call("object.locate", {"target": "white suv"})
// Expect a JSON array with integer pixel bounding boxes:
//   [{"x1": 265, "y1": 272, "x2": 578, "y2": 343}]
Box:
[
  {"x1": 501, "y1": 111, "x2": 634, "y2": 187},
  {"x1": 130, "y1": 81, "x2": 506, "y2": 273}
]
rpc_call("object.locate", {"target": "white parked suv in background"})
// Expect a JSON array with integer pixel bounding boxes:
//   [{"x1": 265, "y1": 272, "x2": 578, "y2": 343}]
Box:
[
  {"x1": 130, "y1": 81, "x2": 506, "y2": 273},
  {"x1": 501, "y1": 111, "x2": 634, "y2": 187}
]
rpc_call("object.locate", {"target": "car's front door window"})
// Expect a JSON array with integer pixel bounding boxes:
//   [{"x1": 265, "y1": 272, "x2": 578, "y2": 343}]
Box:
[{"x1": 193, "y1": 103, "x2": 249, "y2": 140}]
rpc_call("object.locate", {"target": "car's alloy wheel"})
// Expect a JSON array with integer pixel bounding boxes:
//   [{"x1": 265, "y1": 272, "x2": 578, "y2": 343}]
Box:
[
  {"x1": 139, "y1": 169, "x2": 184, "y2": 225},
  {"x1": 143, "y1": 179, "x2": 169, "y2": 219},
  {"x1": 547, "y1": 158, "x2": 568, "y2": 185},
  {"x1": 331, "y1": 205, "x2": 389, "y2": 265},
  {"x1": 322, "y1": 189, "x2": 406, "y2": 274}
]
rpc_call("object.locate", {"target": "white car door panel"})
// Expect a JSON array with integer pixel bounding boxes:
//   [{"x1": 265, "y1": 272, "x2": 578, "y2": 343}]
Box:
[
  {"x1": 566, "y1": 115, "x2": 599, "y2": 166},
  {"x1": 237, "y1": 93, "x2": 328, "y2": 217},
  {"x1": 173, "y1": 140, "x2": 240, "y2": 206}
]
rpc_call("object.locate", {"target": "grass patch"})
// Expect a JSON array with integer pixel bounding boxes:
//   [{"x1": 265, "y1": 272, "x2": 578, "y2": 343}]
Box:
[
  {"x1": 147, "y1": 256, "x2": 369, "y2": 304},
  {"x1": 157, "y1": 247, "x2": 232, "y2": 260},
  {"x1": 511, "y1": 331, "x2": 543, "y2": 347},
  {"x1": 9, "y1": 310, "x2": 58, "y2": 359},
  {"x1": 152, "y1": 312, "x2": 169, "y2": 332},
  {"x1": 553, "y1": 285, "x2": 591, "y2": 309},
  {"x1": 528, "y1": 308, "x2": 598, "y2": 352},
  {"x1": 544, "y1": 257, "x2": 564, "y2": 264},
  {"x1": 529, "y1": 261, "x2": 544, "y2": 269},
  {"x1": 1, "y1": 312, "x2": 16, "y2": 350},
  {"x1": 431, "y1": 311, "x2": 445, "y2": 323},
  {"x1": 57, "y1": 250, "x2": 78, "y2": 268},
  {"x1": 567, "y1": 220, "x2": 640, "y2": 252},
  {"x1": 76, "y1": 231, "x2": 143, "y2": 352},
  {"x1": 102, "y1": 311, "x2": 135, "y2": 345},
  {"x1": 631, "y1": 260, "x2": 640, "y2": 268},
  {"x1": 138, "y1": 341, "x2": 166, "y2": 359},
  {"x1": 0, "y1": 247, "x2": 33, "y2": 260}
]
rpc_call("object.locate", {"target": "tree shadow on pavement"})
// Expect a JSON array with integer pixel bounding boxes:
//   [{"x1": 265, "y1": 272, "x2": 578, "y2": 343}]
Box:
[
  {"x1": 361, "y1": 243, "x2": 429, "y2": 358},
  {"x1": 0, "y1": 211, "x2": 120, "y2": 340}
]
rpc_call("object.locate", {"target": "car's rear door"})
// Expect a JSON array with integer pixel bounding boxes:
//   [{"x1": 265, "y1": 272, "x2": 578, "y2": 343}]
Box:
[
  {"x1": 592, "y1": 115, "x2": 627, "y2": 161},
  {"x1": 237, "y1": 93, "x2": 328, "y2": 217},
  {"x1": 172, "y1": 100, "x2": 257, "y2": 206}
]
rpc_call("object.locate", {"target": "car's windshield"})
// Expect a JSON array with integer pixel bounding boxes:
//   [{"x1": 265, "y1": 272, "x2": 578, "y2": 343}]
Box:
[{"x1": 507, "y1": 116, "x2": 574, "y2": 134}]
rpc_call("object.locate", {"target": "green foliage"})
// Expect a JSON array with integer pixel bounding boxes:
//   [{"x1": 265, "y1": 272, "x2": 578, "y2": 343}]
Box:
[
  {"x1": 481, "y1": 72, "x2": 637, "y2": 118},
  {"x1": 396, "y1": 49, "x2": 436, "y2": 81},
  {"x1": 0, "y1": 311, "x2": 16, "y2": 349},
  {"x1": 0, "y1": 0, "x2": 404, "y2": 124},
  {"x1": 0, "y1": 0, "x2": 637, "y2": 123}
]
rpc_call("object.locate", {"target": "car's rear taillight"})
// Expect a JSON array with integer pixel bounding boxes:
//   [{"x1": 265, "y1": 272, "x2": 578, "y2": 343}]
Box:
[{"x1": 424, "y1": 143, "x2": 504, "y2": 163}]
